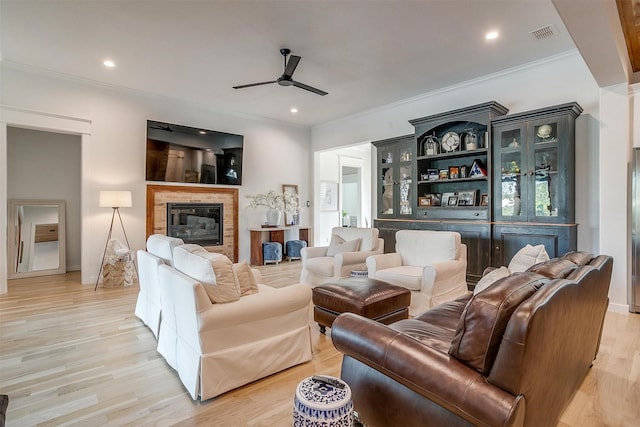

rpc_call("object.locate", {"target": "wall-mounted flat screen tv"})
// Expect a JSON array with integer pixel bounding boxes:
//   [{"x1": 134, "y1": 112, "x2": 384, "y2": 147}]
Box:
[{"x1": 146, "y1": 120, "x2": 244, "y2": 185}]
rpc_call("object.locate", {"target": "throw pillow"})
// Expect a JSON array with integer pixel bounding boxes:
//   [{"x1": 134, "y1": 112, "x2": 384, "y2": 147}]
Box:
[
  {"x1": 473, "y1": 266, "x2": 510, "y2": 295},
  {"x1": 449, "y1": 272, "x2": 549, "y2": 374},
  {"x1": 173, "y1": 245, "x2": 241, "y2": 303},
  {"x1": 508, "y1": 244, "x2": 550, "y2": 273},
  {"x1": 326, "y1": 235, "x2": 361, "y2": 257},
  {"x1": 233, "y1": 261, "x2": 260, "y2": 296}
]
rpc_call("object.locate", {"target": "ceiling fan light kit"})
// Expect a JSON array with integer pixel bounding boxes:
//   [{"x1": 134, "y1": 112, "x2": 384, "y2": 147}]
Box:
[{"x1": 233, "y1": 48, "x2": 328, "y2": 96}]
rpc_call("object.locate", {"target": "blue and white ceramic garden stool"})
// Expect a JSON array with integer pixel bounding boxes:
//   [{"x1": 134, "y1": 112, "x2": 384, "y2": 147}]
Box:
[{"x1": 293, "y1": 376, "x2": 353, "y2": 426}]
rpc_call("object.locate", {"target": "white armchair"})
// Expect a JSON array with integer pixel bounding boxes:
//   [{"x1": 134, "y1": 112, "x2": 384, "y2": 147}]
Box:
[
  {"x1": 366, "y1": 230, "x2": 468, "y2": 316},
  {"x1": 135, "y1": 234, "x2": 184, "y2": 338},
  {"x1": 157, "y1": 245, "x2": 312, "y2": 400},
  {"x1": 300, "y1": 227, "x2": 384, "y2": 286}
]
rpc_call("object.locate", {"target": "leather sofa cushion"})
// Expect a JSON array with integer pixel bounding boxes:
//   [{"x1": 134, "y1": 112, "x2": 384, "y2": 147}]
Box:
[
  {"x1": 413, "y1": 293, "x2": 472, "y2": 331},
  {"x1": 390, "y1": 319, "x2": 456, "y2": 354},
  {"x1": 562, "y1": 251, "x2": 596, "y2": 265},
  {"x1": 526, "y1": 258, "x2": 577, "y2": 279},
  {"x1": 449, "y1": 272, "x2": 548, "y2": 374}
]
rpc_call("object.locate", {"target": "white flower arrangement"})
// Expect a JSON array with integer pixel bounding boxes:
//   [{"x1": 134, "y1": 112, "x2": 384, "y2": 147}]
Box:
[{"x1": 246, "y1": 190, "x2": 299, "y2": 215}]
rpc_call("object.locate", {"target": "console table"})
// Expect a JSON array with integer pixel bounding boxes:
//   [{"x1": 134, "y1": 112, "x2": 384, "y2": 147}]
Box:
[{"x1": 249, "y1": 226, "x2": 311, "y2": 266}]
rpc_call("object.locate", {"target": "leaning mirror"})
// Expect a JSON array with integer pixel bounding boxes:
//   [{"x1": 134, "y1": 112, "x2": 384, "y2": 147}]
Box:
[{"x1": 7, "y1": 199, "x2": 66, "y2": 279}]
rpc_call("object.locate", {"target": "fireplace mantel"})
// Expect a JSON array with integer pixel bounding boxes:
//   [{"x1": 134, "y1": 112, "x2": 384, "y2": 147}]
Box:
[{"x1": 146, "y1": 184, "x2": 238, "y2": 261}]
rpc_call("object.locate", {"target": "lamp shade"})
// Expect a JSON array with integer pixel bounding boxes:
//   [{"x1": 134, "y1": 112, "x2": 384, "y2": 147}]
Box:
[{"x1": 99, "y1": 190, "x2": 132, "y2": 208}]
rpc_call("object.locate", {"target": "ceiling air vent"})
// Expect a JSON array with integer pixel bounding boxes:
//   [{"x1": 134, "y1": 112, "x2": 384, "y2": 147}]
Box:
[{"x1": 530, "y1": 24, "x2": 558, "y2": 40}]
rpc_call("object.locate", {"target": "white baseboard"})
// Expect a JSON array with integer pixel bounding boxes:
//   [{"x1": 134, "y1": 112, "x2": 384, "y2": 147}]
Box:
[{"x1": 607, "y1": 302, "x2": 630, "y2": 313}]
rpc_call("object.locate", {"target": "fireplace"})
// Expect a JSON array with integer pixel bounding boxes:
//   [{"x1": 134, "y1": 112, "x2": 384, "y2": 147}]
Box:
[{"x1": 167, "y1": 203, "x2": 223, "y2": 246}]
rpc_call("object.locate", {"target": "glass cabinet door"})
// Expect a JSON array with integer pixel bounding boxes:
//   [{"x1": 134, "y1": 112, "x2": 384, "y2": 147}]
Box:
[
  {"x1": 532, "y1": 121, "x2": 560, "y2": 218},
  {"x1": 380, "y1": 147, "x2": 395, "y2": 215},
  {"x1": 399, "y1": 163, "x2": 412, "y2": 215},
  {"x1": 497, "y1": 127, "x2": 524, "y2": 219}
]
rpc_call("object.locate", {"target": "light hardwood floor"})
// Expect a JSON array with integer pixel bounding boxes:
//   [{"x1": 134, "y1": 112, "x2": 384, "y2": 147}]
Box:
[{"x1": 1, "y1": 263, "x2": 638, "y2": 426}]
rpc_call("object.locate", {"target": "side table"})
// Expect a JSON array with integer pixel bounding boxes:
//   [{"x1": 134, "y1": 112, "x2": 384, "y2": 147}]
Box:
[{"x1": 293, "y1": 375, "x2": 353, "y2": 426}]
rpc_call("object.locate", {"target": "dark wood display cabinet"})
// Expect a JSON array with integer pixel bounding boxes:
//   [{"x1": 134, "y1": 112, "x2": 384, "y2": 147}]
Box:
[
  {"x1": 373, "y1": 135, "x2": 414, "y2": 219},
  {"x1": 373, "y1": 101, "x2": 581, "y2": 284},
  {"x1": 410, "y1": 101, "x2": 508, "y2": 221},
  {"x1": 491, "y1": 102, "x2": 582, "y2": 264}
]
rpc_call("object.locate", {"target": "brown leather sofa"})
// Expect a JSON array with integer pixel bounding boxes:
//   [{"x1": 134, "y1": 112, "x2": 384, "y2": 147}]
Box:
[{"x1": 331, "y1": 252, "x2": 613, "y2": 427}]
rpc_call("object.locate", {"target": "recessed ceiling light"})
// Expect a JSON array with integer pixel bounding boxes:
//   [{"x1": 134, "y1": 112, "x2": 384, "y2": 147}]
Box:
[
  {"x1": 485, "y1": 31, "x2": 499, "y2": 40},
  {"x1": 290, "y1": 108, "x2": 298, "y2": 113},
  {"x1": 199, "y1": 130, "x2": 206, "y2": 135},
  {"x1": 103, "y1": 59, "x2": 115, "y2": 68}
]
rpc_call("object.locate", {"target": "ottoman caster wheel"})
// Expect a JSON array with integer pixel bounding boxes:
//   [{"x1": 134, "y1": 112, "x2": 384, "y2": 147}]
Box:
[{"x1": 319, "y1": 324, "x2": 327, "y2": 335}]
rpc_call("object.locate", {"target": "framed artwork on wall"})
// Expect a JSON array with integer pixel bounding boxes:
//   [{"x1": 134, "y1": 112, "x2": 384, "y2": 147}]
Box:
[{"x1": 319, "y1": 181, "x2": 338, "y2": 211}]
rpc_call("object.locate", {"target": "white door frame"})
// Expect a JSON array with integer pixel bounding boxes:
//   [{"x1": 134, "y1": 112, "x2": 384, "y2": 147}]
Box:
[{"x1": 1, "y1": 105, "x2": 91, "y2": 293}]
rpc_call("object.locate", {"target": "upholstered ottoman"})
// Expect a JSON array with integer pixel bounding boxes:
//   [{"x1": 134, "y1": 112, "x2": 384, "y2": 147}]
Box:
[
  {"x1": 286, "y1": 239, "x2": 307, "y2": 261},
  {"x1": 262, "y1": 242, "x2": 283, "y2": 265},
  {"x1": 312, "y1": 278, "x2": 411, "y2": 334}
]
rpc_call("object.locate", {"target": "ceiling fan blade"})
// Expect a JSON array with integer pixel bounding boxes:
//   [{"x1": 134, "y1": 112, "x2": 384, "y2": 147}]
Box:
[
  {"x1": 233, "y1": 80, "x2": 277, "y2": 89},
  {"x1": 292, "y1": 80, "x2": 328, "y2": 96},
  {"x1": 283, "y1": 55, "x2": 301, "y2": 78}
]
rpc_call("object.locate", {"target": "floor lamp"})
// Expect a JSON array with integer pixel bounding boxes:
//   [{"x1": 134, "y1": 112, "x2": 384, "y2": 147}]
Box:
[{"x1": 95, "y1": 190, "x2": 135, "y2": 291}]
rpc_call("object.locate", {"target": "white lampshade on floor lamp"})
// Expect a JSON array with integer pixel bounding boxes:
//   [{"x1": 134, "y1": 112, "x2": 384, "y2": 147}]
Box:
[{"x1": 95, "y1": 190, "x2": 135, "y2": 291}]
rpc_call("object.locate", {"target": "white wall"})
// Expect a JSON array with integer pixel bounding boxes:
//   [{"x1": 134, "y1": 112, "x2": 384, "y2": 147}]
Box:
[
  {"x1": 310, "y1": 52, "x2": 636, "y2": 307},
  {"x1": 1, "y1": 64, "x2": 312, "y2": 286},
  {"x1": 7, "y1": 127, "x2": 82, "y2": 271}
]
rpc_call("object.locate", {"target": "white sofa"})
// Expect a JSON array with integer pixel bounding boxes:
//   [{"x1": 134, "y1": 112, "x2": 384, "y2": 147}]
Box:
[
  {"x1": 157, "y1": 244, "x2": 313, "y2": 401},
  {"x1": 366, "y1": 230, "x2": 468, "y2": 316},
  {"x1": 135, "y1": 234, "x2": 184, "y2": 338},
  {"x1": 300, "y1": 227, "x2": 384, "y2": 286}
]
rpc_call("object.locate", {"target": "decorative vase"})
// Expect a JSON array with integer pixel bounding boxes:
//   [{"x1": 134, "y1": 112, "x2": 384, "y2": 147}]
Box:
[{"x1": 266, "y1": 208, "x2": 281, "y2": 226}]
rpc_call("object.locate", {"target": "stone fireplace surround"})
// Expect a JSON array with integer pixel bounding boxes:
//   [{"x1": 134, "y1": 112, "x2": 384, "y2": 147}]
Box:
[{"x1": 146, "y1": 184, "x2": 238, "y2": 261}]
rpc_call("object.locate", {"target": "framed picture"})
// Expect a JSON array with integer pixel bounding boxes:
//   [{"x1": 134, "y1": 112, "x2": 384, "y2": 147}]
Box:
[
  {"x1": 427, "y1": 169, "x2": 439, "y2": 180},
  {"x1": 319, "y1": 181, "x2": 338, "y2": 211},
  {"x1": 418, "y1": 197, "x2": 431, "y2": 207},
  {"x1": 441, "y1": 192, "x2": 456, "y2": 206},
  {"x1": 480, "y1": 193, "x2": 489, "y2": 206},
  {"x1": 460, "y1": 165, "x2": 468, "y2": 178},
  {"x1": 449, "y1": 166, "x2": 460, "y2": 179},
  {"x1": 457, "y1": 190, "x2": 478, "y2": 206},
  {"x1": 447, "y1": 195, "x2": 459, "y2": 206},
  {"x1": 439, "y1": 169, "x2": 449, "y2": 180},
  {"x1": 427, "y1": 193, "x2": 442, "y2": 206}
]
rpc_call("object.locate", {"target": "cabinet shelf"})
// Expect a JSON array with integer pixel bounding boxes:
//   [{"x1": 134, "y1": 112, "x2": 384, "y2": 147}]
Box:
[
  {"x1": 418, "y1": 176, "x2": 488, "y2": 185},
  {"x1": 417, "y1": 148, "x2": 488, "y2": 161}
]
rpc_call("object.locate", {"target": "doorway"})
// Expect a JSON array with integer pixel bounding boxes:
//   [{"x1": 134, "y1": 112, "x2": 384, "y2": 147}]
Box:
[
  {"x1": 341, "y1": 165, "x2": 362, "y2": 227},
  {"x1": 6, "y1": 127, "x2": 82, "y2": 276}
]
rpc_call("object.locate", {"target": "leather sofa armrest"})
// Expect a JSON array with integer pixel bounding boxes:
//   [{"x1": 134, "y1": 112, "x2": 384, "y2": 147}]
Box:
[
  {"x1": 366, "y1": 252, "x2": 402, "y2": 275},
  {"x1": 331, "y1": 313, "x2": 525, "y2": 427}
]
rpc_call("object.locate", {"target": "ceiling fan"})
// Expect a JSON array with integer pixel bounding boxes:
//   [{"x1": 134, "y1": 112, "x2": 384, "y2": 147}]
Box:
[{"x1": 233, "y1": 48, "x2": 328, "y2": 96}]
